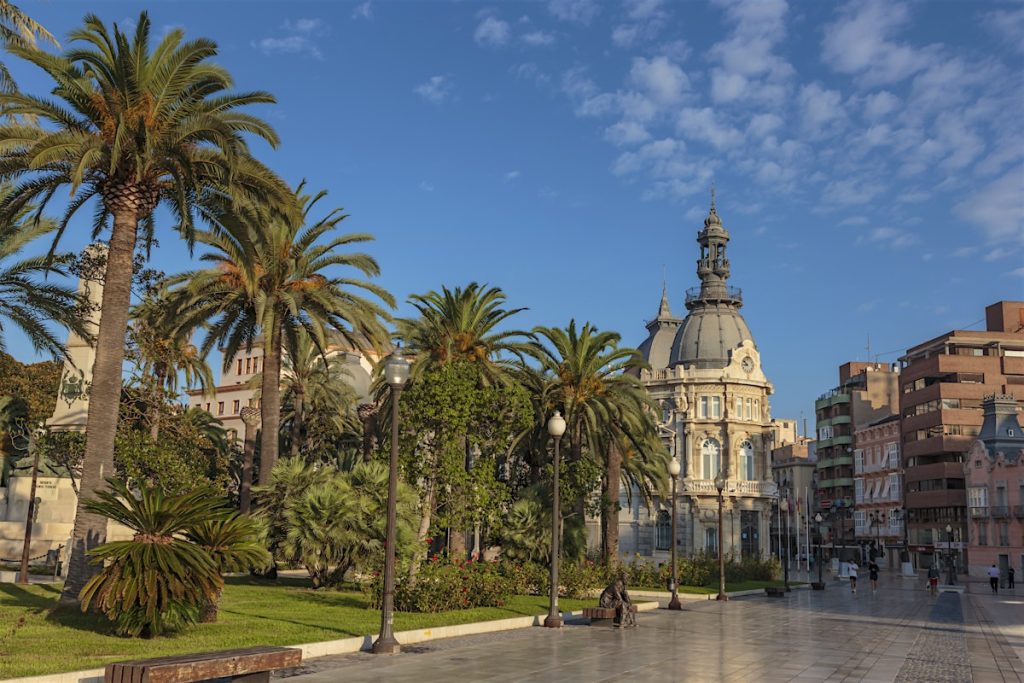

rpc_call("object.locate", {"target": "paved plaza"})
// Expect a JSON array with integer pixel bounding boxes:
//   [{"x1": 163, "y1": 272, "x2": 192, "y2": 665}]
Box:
[{"x1": 282, "y1": 575, "x2": 1024, "y2": 683}]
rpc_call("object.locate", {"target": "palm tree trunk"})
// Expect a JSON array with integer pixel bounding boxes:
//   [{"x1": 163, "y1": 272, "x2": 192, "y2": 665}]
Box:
[
  {"x1": 61, "y1": 207, "x2": 139, "y2": 604},
  {"x1": 602, "y1": 444, "x2": 622, "y2": 565},
  {"x1": 200, "y1": 587, "x2": 222, "y2": 623},
  {"x1": 288, "y1": 389, "x2": 304, "y2": 458},
  {"x1": 358, "y1": 403, "x2": 378, "y2": 462},
  {"x1": 258, "y1": 320, "x2": 282, "y2": 485},
  {"x1": 149, "y1": 365, "x2": 167, "y2": 441},
  {"x1": 407, "y1": 476, "x2": 435, "y2": 582}
]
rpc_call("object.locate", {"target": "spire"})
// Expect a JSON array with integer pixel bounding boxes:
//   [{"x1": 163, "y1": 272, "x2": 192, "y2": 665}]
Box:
[
  {"x1": 688, "y1": 190, "x2": 742, "y2": 310},
  {"x1": 657, "y1": 280, "x2": 672, "y2": 319}
]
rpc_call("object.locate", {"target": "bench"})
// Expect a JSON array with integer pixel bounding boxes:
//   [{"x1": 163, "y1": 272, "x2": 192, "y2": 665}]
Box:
[
  {"x1": 582, "y1": 605, "x2": 638, "y2": 625},
  {"x1": 764, "y1": 586, "x2": 786, "y2": 597},
  {"x1": 105, "y1": 646, "x2": 301, "y2": 683}
]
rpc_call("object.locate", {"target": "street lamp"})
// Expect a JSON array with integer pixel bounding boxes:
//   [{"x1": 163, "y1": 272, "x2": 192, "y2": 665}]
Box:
[
  {"x1": 544, "y1": 411, "x2": 567, "y2": 628},
  {"x1": 714, "y1": 470, "x2": 727, "y2": 602},
  {"x1": 668, "y1": 456, "x2": 682, "y2": 610},
  {"x1": 813, "y1": 512, "x2": 825, "y2": 589},
  {"x1": 238, "y1": 406, "x2": 260, "y2": 514},
  {"x1": 372, "y1": 347, "x2": 410, "y2": 655},
  {"x1": 779, "y1": 489, "x2": 790, "y2": 592},
  {"x1": 945, "y1": 523, "x2": 956, "y2": 586}
]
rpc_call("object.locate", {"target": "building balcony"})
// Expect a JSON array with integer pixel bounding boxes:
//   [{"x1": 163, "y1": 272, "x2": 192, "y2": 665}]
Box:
[
  {"x1": 831, "y1": 415, "x2": 852, "y2": 426},
  {"x1": 991, "y1": 505, "x2": 1010, "y2": 519},
  {"x1": 905, "y1": 489, "x2": 966, "y2": 509},
  {"x1": 1015, "y1": 505, "x2": 1024, "y2": 519},
  {"x1": 817, "y1": 455, "x2": 853, "y2": 470},
  {"x1": 817, "y1": 438, "x2": 832, "y2": 449},
  {"x1": 970, "y1": 506, "x2": 989, "y2": 518},
  {"x1": 681, "y1": 479, "x2": 778, "y2": 497},
  {"x1": 832, "y1": 435, "x2": 853, "y2": 446}
]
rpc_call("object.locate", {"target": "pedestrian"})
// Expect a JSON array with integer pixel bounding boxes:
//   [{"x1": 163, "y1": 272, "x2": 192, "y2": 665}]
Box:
[
  {"x1": 927, "y1": 563, "x2": 940, "y2": 596},
  {"x1": 988, "y1": 564, "x2": 1000, "y2": 593},
  {"x1": 848, "y1": 560, "x2": 859, "y2": 593},
  {"x1": 868, "y1": 560, "x2": 880, "y2": 593},
  {"x1": 1009, "y1": 566, "x2": 1015, "y2": 589}
]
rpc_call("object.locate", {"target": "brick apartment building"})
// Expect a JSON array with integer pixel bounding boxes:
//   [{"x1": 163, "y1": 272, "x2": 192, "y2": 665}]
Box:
[
  {"x1": 899, "y1": 301, "x2": 1024, "y2": 570},
  {"x1": 853, "y1": 415, "x2": 904, "y2": 569}
]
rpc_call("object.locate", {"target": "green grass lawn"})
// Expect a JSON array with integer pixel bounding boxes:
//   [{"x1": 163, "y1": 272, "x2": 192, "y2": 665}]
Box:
[{"x1": 0, "y1": 577, "x2": 591, "y2": 678}]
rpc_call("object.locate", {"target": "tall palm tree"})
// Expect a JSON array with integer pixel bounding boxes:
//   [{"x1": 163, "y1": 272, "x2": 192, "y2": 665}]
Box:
[
  {"x1": 168, "y1": 182, "x2": 393, "y2": 484},
  {"x1": 0, "y1": 1, "x2": 57, "y2": 93},
  {"x1": 129, "y1": 290, "x2": 215, "y2": 440},
  {"x1": 396, "y1": 283, "x2": 530, "y2": 386},
  {"x1": 0, "y1": 200, "x2": 89, "y2": 358},
  {"x1": 0, "y1": 12, "x2": 289, "y2": 602},
  {"x1": 526, "y1": 320, "x2": 661, "y2": 563}
]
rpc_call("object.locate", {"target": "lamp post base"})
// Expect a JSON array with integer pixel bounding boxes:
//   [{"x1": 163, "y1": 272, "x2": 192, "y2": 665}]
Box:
[
  {"x1": 543, "y1": 614, "x2": 563, "y2": 628},
  {"x1": 811, "y1": 582, "x2": 826, "y2": 591},
  {"x1": 715, "y1": 594, "x2": 729, "y2": 601},
  {"x1": 372, "y1": 636, "x2": 400, "y2": 655},
  {"x1": 668, "y1": 594, "x2": 682, "y2": 610}
]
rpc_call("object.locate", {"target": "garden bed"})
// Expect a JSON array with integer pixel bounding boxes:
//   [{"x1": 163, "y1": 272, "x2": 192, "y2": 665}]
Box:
[{"x1": 0, "y1": 577, "x2": 591, "y2": 678}]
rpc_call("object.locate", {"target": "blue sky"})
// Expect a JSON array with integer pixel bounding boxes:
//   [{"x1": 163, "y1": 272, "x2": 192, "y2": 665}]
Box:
[{"x1": 7, "y1": 0, "x2": 1024, "y2": 423}]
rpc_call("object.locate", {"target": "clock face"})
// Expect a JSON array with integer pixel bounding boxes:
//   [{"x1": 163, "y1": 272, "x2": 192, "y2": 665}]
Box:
[{"x1": 741, "y1": 356, "x2": 755, "y2": 373}]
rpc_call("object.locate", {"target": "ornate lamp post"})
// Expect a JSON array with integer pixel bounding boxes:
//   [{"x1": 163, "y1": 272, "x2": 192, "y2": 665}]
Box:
[
  {"x1": 544, "y1": 411, "x2": 567, "y2": 628},
  {"x1": 813, "y1": 512, "x2": 825, "y2": 589},
  {"x1": 238, "y1": 405, "x2": 260, "y2": 514},
  {"x1": 10, "y1": 420, "x2": 45, "y2": 585},
  {"x1": 780, "y1": 488, "x2": 790, "y2": 592},
  {"x1": 372, "y1": 348, "x2": 410, "y2": 655},
  {"x1": 945, "y1": 523, "x2": 956, "y2": 586},
  {"x1": 668, "y1": 456, "x2": 682, "y2": 610},
  {"x1": 714, "y1": 470, "x2": 727, "y2": 602}
]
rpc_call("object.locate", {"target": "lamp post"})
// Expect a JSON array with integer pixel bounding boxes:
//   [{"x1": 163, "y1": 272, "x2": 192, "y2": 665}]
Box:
[
  {"x1": 544, "y1": 411, "x2": 567, "y2": 628},
  {"x1": 668, "y1": 456, "x2": 682, "y2": 610},
  {"x1": 714, "y1": 470, "x2": 727, "y2": 602},
  {"x1": 372, "y1": 348, "x2": 410, "y2": 655},
  {"x1": 780, "y1": 488, "x2": 790, "y2": 592},
  {"x1": 814, "y1": 512, "x2": 825, "y2": 589},
  {"x1": 945, "y1": 523, "x2": 956, "y2": 586},
  {"x1": 238, "y1": 406, "x2": 260, "y2": 514}
]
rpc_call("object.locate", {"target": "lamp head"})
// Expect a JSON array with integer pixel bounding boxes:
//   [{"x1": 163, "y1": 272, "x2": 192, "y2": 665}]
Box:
[
  {"x1": 945, "y1": 524, "x2": 952, "y2": 533},
  {"x1": 547, "y1": 410, "x2": 566, "y2": 437},
  {"x1": 384, "y1": 346, "x2": 411, "y2": 388},
  {"x1": 713, "y1": 470, "x2": 725, "y2": 492},
  {"x1": 814, "y1": 512, "x2": 823, "y2": 523},
  {"x1": 668, "y1": 456, "x2": 681, "y2": 477}
]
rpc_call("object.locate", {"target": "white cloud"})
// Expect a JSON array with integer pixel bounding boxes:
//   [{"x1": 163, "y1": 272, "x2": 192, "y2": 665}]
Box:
[
  {"x1": 604, "y1": 120, "x2": 651, "y2": 146},
  {"x1": 419, "y1": 181, "x2": 434, "y2": 192},
  {"x1": 414, "y1": 75, "x2": 455, "y2": 104},
  {"x1": 707, "y1": 0, "x2": 794, "y2": 105},
  {"x1": 284, "y1": 18, "x2": 325, "y2": 33},
  {"x1": 747, "y1": 113, "x2": 783, "y2": 139},
  {"x1": 676, "y1": 107, "x2": 742, "y2": 150},
  {"x1": 611, "y1": 25, "x2": 641, "y2": 48},
  {"x1": 629, "y1": 56, "x2": 689, "y2": 105},
  {"x1": 626, "y1": 0, "x2": 665, "y2": 20},
  {"x1": 521, "y1": 30, "x2": 555, "y2": 46},
  {"x1": 1009, "y1": 267, "x2": 1024, "y2": 278},
  {"x1": 475, "y1": 16, "x2": 510, "y2": 46},
  {"x1": 954, "y1": 167, "x2": 1024, "y2": 246},
  {"x1": 504, "y1": 170, "x2": 521, "y2": 182},
  {"x1": 863, "y1": 91, "x2": 900, "y2": 119},
  {"x1": 839, "y1": 216, "x2": 869, "y2": 227},
  {"x1": 952, "y1": 246, "x2": 978, "y2": 258},
  {"x1": 982, "y1": 6, "x2": 1024, "y2": 54},
  {"x1": 798, "y1": 83, "x2": 846, "y2": 137},
  {"x1": 254, "y1": 18, "x2": 329, "y2": 59},
  {"x1": 548, "y1": 0, "x2": 600, "y2": 24},
  {"x1": 822, "y1": 1, "x2": 935, "y2": 86},
  {"x1": 352, "y1": 2, "x2": 373, "y2": 20},
  {"x1": 858, "y1": 226, "x2": 919, "y2": 248},
  {"x1": 821, "y1": 178, "x2": 884, "y2": 207},
  {"x1": 510, "y1": 62, "x2": 551, "y2": 86}
]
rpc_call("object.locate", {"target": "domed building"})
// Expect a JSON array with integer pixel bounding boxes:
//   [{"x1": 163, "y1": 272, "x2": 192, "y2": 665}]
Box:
[{"x1": 620, "y1": 195, "x2": 778, "y2": 560}]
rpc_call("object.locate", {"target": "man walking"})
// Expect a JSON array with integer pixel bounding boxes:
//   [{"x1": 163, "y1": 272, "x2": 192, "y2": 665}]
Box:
[
  {"x1": 927, "y1": 563, "x2": 940, "y2": 596},
  {"x1": 1008, "y1": 565, "x2": 1015, "y2": 589},
  {"x1": 868, "y1": 560, "x2": 880, "y2": 593},
  {"x1": 987, "y1": 564, "x2": 1000, "y2": 593},
  {"x1": 848, "y1": 560, "x2": 859, "y2": 594}
]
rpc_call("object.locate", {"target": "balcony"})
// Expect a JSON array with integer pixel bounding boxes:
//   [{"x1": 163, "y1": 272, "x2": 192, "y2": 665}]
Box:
[
  {"x1": 817, "y1": 455, "x2": 853, "y2": 469},
  {"x1": 831, "y1": 415, "x2": 852, "y2": 426},
  {"x1": 1015, "y1": 505, "x2": 1024, "y2": 519},
  {"x1": 832, "y1": 435, "x2": 853, "y2": 446},
  {"x1": 991, "y1": 505, "x2": 1010, "y2": 519},
  {"x1": 970, "y1": 506, "x2": 989, "y2": 518},
  {"x1": 680, "y1": 479, "x2": 777, "y2": 497}
]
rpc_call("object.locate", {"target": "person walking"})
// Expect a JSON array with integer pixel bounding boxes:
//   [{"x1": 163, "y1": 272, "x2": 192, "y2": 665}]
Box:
[
  {"x1": 868, "y1": 560, "x2": 880, "y2": 593},
  {"x1": 848, "y1": 560, "x2": 859, "y2": 594},
  {"x1": 927, "y1": 563, "x2": 940, "y2": 596},
  {"x1": 1008, "y1": 566, "x2": 1015, "y2": 589},
  {"x1": 987, "y1": 564, "x2": 1000, "y2": 593}
]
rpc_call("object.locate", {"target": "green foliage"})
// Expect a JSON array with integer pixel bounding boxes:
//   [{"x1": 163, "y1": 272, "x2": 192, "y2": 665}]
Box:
[
  {"x1": 186, "y1": 514, "x2": 270, "y2": 575},
  {"x1": 364, "y1": 558, "x2": 516, "y2": 613},
  {"x1": 79, "y1": 480, "x2": 227, "y2": 637},
  {"x1": 496, "y1": 488, "x2": 551, "y2": 564},
  {"x1": 0, "y1": 351, "x2": 60, "y2": 425}
]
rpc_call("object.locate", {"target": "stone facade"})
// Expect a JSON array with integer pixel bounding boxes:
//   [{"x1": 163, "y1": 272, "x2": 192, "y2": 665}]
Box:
[{"x1": 853, "y1": 415, "x2": 905, "y2": 568}]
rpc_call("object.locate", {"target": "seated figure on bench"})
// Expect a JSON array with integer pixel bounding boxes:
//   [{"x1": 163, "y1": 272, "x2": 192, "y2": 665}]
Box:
[{"x1": 598, "y1": 576, "x2": 635, "y2": 628}]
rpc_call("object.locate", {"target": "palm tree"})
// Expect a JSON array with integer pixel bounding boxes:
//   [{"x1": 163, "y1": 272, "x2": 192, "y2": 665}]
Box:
[
  {"x1": 0, "y1": 12, "x2": 289, "y2": 602},
  {"x1": 186, "y1": 514, "x2": 269, "y2": 622},
  {"x1": 396, "y1": 282, "x2": 530, "y2": 386},
  {"x1": 526, "y1": 320, "x2": 660, "y2": 563},
  {"x1": 0, "y1": 1, "x2": 56, "y2": 93},
  {"x1": 169, "y1": 182, "x2": 393, "y2": 485},
  {"x1": 0, "y1": 199, "x2": 89, "y2": 358}
]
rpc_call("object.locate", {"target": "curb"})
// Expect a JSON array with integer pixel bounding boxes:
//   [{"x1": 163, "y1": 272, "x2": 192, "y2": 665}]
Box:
[{"x1": 1, "y1": 602, "x2": 660, "y2": 683}]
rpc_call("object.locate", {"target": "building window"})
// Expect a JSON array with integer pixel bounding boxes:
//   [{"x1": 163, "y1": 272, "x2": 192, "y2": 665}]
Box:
[
  {"x1": 702, "y1": 438, "x2": 721, "y2": 479},
  {"x1": 886, "y1": 443, "x2": 899, "y2": 469},
  {"x1": 887, "y1": 473, "x2": 900, "y2": 500},
  {"x1": 217, "y1": 401, "x2": 225, "y2": 416},
  {"x1": 854, "y1": 449, "x2": 864, "y2": 473},
  {"x1": 232, "y1": 400, "x2": 240, "y2": 414},
  {"x1": 739, "y1": 440, "x2": 754, "y2": 480},
  {"x1": 711, "y1": 396, "x2": 721, "y2": 419},
  {"x1": 245, "y1": 357, "x2": 252, "y2": 374},
  {"x1": 978, "y1": 521, "x2": 988, "y2": 546},
  {"x1": 999, "y1": 522, "x2": 1009, "y2": 546},
  {"x1": 745, "y1": 398, "x2": 752, "y2": 420},
  {"x1": 705, "y1": 527, "x2": 718, "y2": 557},
  {"x1": 753, "y1": 399, "x2": 759, "y2": 420},
  {"x1": 655, "y1": 510, "x2": 671, "y2": 551},
  {"x1": 736, "y1": 397, "x2": 743, "y2": 419},
  {"x1": 855, "y1": 478, "x2": 864, "y2": 504},
  {"x1": 205, "y1": 402, "x2": 211, "y2": 412},
  {"x1": 699, "y1": 396, "x2": 708, "y2": 418},
  {"x1": 968, "y1": 486, "x2": 989, "y2": 509},
  {"x1": 236, "y1": 359, "x2": 243, "y2": 375}
]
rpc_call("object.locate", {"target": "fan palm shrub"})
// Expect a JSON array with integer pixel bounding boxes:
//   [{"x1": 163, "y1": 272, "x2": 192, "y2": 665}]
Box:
[
  {"x1": 186, "y1": 514, "x2": 270, "y2": 622},
  {"x1": 0, "y1": 12, "x2": 290, "y2": 601},
  {"x1": 78, "y1": 479, "x2": 226, "y2": 637}
]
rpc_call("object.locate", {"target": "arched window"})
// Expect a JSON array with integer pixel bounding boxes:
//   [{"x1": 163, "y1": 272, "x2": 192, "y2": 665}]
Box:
[
  {"x1": 655, "y1": 510, "x2": 671, "y2": 551},
  {"x1": 739, "y1": 440, "x2": 755, "y2": 480},
  {"x1": 701, "y1": 438, "x2": 721, "y2": 479},
  {"x1": 661, "y1": 399, "x2": 674, "y2": 424}
]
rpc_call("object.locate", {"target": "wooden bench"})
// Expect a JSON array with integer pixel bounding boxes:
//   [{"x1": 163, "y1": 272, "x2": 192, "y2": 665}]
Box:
[
  {"x1": 764, "y1": 586, "x2": 786, "y2": 597},
  {"x1": 582, "y1": 604, "x2": 638, "y2": 625},
  {"x1": 105, "y1": 646, "x2": 301, "y2": 683}
]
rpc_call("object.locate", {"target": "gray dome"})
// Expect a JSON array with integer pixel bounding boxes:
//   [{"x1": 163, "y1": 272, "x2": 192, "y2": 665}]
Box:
[
  {"x1": 638, "y1": 320, "x2": 680, "y2": 370},
  {"x1": 669, "y1": 303, "x2": 754, "y2": 369}
]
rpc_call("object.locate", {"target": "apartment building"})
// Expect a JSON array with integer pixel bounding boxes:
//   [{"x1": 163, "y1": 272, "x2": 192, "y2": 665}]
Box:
[
  {"x1": 814, "y1": 362, "x2": 900, "y2": 559},
  {"x1": 853, "y1": 415, "x2": 904, "y2": 568},
  {"x1": 899, "y1": 301, "x2": 1024, "y2": 570}
]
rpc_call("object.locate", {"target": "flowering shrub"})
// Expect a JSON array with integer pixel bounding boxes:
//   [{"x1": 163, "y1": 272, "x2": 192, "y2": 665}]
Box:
[
  {"x1": 558, "y1": 559, "x2": 604, "y2": 599},
  {"x1": 362, "y1": 558, "x2": 515, "y2": 613}
]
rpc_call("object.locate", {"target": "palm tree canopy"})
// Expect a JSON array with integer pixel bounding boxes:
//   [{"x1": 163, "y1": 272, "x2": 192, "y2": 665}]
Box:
[
  {"x1": 0, "y1": 11, "x2": 289, "y2": 251},
  {"x1": 396, "y1": 282, "x2": 530, "y2": 386},
  {"x1": 129, "y1": 288, "x2": 215, "y2": 397},
  {"x1": 0, "y1": 1, "x2": 57, "y2": 93},
  {"x1": 0, "y1": 183, "x2": 90, "y2": 358}
]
